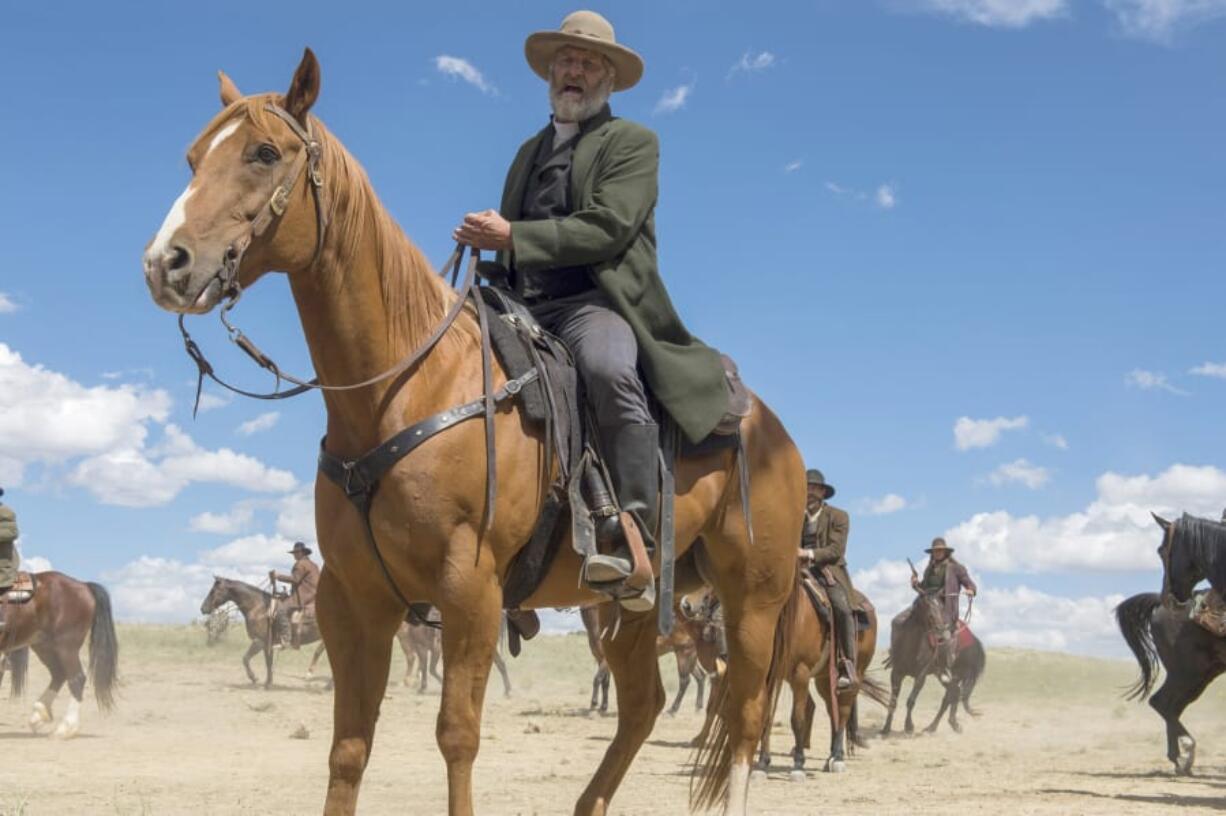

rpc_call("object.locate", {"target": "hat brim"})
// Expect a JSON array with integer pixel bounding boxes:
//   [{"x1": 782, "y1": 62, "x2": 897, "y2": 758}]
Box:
[
  {"x1": 288, "y1": 548, "x2": 312, "y2": 556},
  {"x1": 925, "y1": 547, "x2": 954, "y2": 554},
  {"x1": 525, "y1": 32, "x2": 643, "y2": 92}
]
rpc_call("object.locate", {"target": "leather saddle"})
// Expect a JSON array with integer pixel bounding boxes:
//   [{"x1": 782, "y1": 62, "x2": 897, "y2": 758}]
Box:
[
  {"x1": 800, "y1": 574, "x2": 872, "y2": 631},
  {"x1": 479, "y1": 285, "x2": 748, "y2": 649},
  {"x1": 2, "y1": 572, "x2": 35, "y2": 604}
]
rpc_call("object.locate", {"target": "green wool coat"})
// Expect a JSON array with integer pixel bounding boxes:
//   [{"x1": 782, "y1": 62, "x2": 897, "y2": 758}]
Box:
[
  {"x1": 496, "y1": 108, "x2": 729, "y2": 444},
  {"x1": 0, "y1": 503, "x2": 17, "y2": 545}
]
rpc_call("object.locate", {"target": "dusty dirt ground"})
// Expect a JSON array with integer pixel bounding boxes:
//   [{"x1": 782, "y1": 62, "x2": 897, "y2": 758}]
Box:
[{"x1": 3, "y1": 625, "x2": 1226, "y2": 815}]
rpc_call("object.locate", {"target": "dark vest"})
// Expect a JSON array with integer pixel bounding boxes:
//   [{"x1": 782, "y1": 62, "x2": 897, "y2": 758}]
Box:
[{"x1": 514, "y1": 109, "x2": 613, "y2": 302}]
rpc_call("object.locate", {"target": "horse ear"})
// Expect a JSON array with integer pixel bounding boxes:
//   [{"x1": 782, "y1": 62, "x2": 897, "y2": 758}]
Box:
[
  {"x1": 218, "y1": 71, "x2": 242, "y2": 107},
  {"x1": 1152, "y1": 512, "x2": 1171, "y2": 530},
  {"x1": 283, "y1": 47, "x2": 321, "y2": 126}
]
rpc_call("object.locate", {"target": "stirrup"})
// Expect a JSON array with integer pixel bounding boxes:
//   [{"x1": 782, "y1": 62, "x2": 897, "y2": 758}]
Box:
[{"x1": 583, "y1": 550, "x2": 635, "y2": 584}]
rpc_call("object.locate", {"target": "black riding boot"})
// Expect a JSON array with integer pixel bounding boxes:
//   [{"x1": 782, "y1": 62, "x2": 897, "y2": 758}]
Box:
[{"x1": 582, "y1": 423, "x2": 660, "y2": 610}]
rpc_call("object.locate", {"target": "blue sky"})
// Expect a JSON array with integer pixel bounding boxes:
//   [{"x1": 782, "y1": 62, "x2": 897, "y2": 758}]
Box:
[{"x1": 1, "y1": 0, "x2": 1224, "y2": 653}]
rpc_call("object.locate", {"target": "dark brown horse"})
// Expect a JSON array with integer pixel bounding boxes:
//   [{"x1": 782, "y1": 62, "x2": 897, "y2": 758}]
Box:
[
  {"x1": 0, "y1": 571, "x2": 118, "y2": 738},
  {"x1": 1117, "y1": 591, "x2": 1226, "y2": 775},
  {"x1": 144, "y1": 52, "x2": 804, "y2": 815},
  {"x1": 581, "y1": 602, "x2": 714, "y2": 715},
  {"x1": 881, "y1": 590, "x2": 985, "y2": 736},
  {"x1": 754, "y1": 575, "x2": 886, "y2": 777},
  {"x1": 200, "y1": 576, "x2": 324, "y2": 688}
]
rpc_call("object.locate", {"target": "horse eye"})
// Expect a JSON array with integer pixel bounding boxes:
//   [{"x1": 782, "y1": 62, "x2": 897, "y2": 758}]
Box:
[{"x1": 256, "y1": 144, "x2": 280, "y2": 165}]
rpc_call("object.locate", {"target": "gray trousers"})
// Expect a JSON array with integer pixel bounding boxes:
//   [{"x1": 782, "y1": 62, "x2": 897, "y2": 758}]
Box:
[
  {"x1": 0, "y1": 541, "x2": 15, "y2": 587},
  {"x1": 529, "y1": 290, "x2": 653, "y2": 430}
]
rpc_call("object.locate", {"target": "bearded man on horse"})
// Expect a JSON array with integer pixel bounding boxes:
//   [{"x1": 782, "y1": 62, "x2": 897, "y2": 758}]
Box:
[
  {"x1": 797, "y1": 469, "x2": 858, "y2": 690},
  {"x1": 271, "y1": 541, "x2": 320, "y2": 648},
  {"x1": 905, "y1": 537, "x2": 976, "y2": 674},
  {"x1": 0, "y1": 488, "x2": 18, "y2": 627},
  {"x1": 453, "y1": 11, "x2": 742, "y2": 610}
]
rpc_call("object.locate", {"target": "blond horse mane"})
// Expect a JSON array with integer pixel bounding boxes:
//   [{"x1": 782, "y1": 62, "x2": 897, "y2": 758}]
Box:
[{"x1": 194, "y1": 96, "x2": 474, "y2": 356}]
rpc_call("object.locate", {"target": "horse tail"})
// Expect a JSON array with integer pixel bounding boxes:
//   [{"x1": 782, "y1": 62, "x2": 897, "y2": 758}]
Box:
[
  {"x1": 6, "y1": 646, "x2": 29, "y2": 698},
  {"x1": 1116, "y1": 592, "x2": 1162, "y2": 702},
  {"x1": 959, "y1": 638, "x2": 986, "y2": 716},
  {"x1": 690, "y1": 571, "x2": 799, "y2": 812},
  {"x1": 86, "y1": 582, "x2": 119, "y2": 711},
  {"x1": 859, "y1": 675, "x2": 892, "y2": 709}
]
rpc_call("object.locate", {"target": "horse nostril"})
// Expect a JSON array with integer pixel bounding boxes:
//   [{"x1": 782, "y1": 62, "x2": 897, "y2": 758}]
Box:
[{"x1": 168, "y1": 245, "x2": 192, "y2": 271}]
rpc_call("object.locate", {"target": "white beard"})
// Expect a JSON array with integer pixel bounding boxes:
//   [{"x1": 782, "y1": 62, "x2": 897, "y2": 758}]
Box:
[{"x1": 549, "y1": 79, "x2": 612, "y2": 123}]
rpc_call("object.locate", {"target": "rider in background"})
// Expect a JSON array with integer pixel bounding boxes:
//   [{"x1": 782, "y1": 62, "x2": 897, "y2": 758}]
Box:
[
  {"x1": 0, "y1": 488, "x2": 16, "y2": 628},
  {"x1": 271, "y1": 542, "x2": 320, "y2": 649},
  {"x1": 912, "y1": 537, "x2": 976, "y2": 670}
]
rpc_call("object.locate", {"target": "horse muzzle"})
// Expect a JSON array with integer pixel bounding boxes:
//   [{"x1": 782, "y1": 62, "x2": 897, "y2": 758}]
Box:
[{"x1": 143, "y1": 245, "x2": 226, "y2": 314}]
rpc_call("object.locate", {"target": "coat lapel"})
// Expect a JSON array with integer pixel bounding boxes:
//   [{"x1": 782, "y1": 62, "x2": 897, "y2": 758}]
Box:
[
  {"x1": 570, "y1": 107, "x2": 614, "y2": 207},
  {"x1": 502, "y1": 126, "x2": 550, "y2": 220}
]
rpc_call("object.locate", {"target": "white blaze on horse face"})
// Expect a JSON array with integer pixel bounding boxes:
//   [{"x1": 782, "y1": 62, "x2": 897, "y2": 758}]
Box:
[
  {"x1": 147, "y1": 183, "x2": 194, "y2": 263},
  {"x1": 145, "y1": 120, "x2": 240, "y2": 266},
  {"x1": 205, "y1": 120, "x2": 241, "y2": 157}
]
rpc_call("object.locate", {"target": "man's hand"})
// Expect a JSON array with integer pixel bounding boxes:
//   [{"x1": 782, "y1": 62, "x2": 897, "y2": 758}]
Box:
[
  {"x1": 453, "y1": 210, "x2": 513, "y2": 252},
  {"x1": 910, "y1": 576, "x2": 919, "y2": 590},
  {"x1": 797, "y1": 548, "x2": 813, "y2": 562},
  {"x1": 965, "y1": 589, "x2": 976, "y2": 598}
]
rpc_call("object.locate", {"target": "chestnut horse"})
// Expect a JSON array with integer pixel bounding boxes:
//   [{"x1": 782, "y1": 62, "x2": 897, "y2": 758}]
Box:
[
  {"x1": 142, "y1": 50, "x2": 802, "y2": 815},
  {"x1": 0, "y1": 571, "x2": 118, "y2": 738},
  {"x1": 753, "y1": 575, "x2": 886, "y2": 777}
]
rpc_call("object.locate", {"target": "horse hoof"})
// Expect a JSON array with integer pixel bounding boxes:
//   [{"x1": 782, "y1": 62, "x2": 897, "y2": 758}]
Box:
[
  {"x1": 951, "y1": 721, "x2": 963, "y2": 734},
  {"x1": 52, "y1": 721, "x2": 79, "y2": 740},
  {"x1": 824, "y1": 758, "x2": 847, "y2": 774},
  {"x1": 789, "y1": 769, "x2": 806, "y2": 783},
  {"x1": 1176, "y1": 736, "x2": 1196, "y2": 775},
  {"x1": 750, "y1": 768, "x2": 767, "y2": 782},
  {"x1": 28, "y1": 702, "x2": 51, "y2": 734}
]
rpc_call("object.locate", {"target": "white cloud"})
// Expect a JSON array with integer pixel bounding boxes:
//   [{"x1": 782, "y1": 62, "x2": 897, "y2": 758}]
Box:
[
  {"x1": 274, "y1": 487, "x2": 316, "y2": 542},
  {"x1": 1043, "y1": 433, "x2": 1069, "y2": 450},
  {"x1": 69, "y1": 424, "x2": 296, "y2": 508},
  {"x1": 190, "y1": 503, "x2": 256, "y2": 535},
  {"x1": 728, "y1": 50, "x2": 776, "y2": 78},
  {"x1": 875, "y1": 183, "x2": 898, "y2": 209},
  {"x1": 945, "y1": 463, "x2": 1226, "y2": 573},
  {"x1": 237, "y1": 411, "x2": 280, "y2": 436},
  {"x1": 20, "y1": 554, "x2": 52, "y2": 573},
  {"x1": 655, "y1": 82, "x2": 694, "y2": 115},
  {"x1": 201, "y1": 533, "x2": 300, "y2": 569},
  {"x1": 1125, "y1": 368, "x2": 1188, "y2": 395},
  {"x1": 0, "y1": 293, "x2": 18, "y2": 314},
  {"x1": 953, "y1": 415, "x2": 1029, "y2": 451},
  {"x1": 1190, "y1": 361, "x2": 1226, "y2": 379},
  {"x1": 987, "y1": 458, "x2": 1051, "y2": 489},
  {"x1": 0, "y1": 343, "x2": 172, "y2": 485},
  {"x1": 1104, "y1": 0, "x2": 1226, "y2": 40},
  {"x1": 855, "y1": 558, "x2": 1127, "y2": 656},
  {"x1": 917, "y1": 0, "x2": 1069, "y2": 27},
  {"x1": 434, "y1": 55, "x2": 496, "y2": 95},
  {"x1": 784, "y1": 160, "x2": 804, "y2": 174},
  {"x1": 195, "y1": 391, "x2": 231, "y2": 413},
  {"x1": 861, "y1": 493, "x2": 909, "y2": 515}
]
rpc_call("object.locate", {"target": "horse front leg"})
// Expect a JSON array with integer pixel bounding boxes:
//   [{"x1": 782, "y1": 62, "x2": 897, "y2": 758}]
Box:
[
  {"x1": 788, "y1": 684, "x2": 810, "y2": 781},
  {"x1": 320, "y1": 570, "x2": 402, "y2": 816},
  {"x1": 668, "y1": 658, "x2": 691, "y2": 717},
  {"x1": 575, "y1": 607, "x2": 664, "y2": 816},
  {"x1": 435, "y1": 560, "x2": 503, "y2": 816},
  {"x1": 881, "y1": 669, "x2": 904, "y2": 737},
  {"x1": 28, "y1": 643, "x2": 63, "y2": 735},
  {"x1": 924, "y1": 682, "x2": 955, "y2": 734},
  {"x1": 241, "y1": 640, "x2": 261, "y2": 685},
  {"x1": 905, "y1": 672, "x2": 928, "y2": 734},
  {"x1": 307, "y1": 642, "x2": 327, "y2": 679}
]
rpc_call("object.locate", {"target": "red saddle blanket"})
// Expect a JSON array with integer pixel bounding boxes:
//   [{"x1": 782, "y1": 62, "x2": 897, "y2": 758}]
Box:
[{"x1": 927, "y1": 621, "x2": 975, "y2": 653}]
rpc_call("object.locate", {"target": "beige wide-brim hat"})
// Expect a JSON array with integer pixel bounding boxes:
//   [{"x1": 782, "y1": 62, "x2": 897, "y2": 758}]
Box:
[
  {"x1": 525, "y1": 10, "x2": 644, "y2": 92},
  {"x1": 925, "y1": 537, "x2": 954, "y2": 555}
]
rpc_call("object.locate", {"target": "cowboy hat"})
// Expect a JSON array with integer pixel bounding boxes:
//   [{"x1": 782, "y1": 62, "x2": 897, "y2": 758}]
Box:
[
  {"x1": 288, "y1": 541, "x2": 313, "y2": 556},
  {"x1": 925, "y1": 537, "x2": 954, "y2": 555},
  {"x1": 805, "y1": 469, "x2": 835, "y2": 499},
  {"x1": 525, "y1": 11, "x2": 644, "y2": 92}
]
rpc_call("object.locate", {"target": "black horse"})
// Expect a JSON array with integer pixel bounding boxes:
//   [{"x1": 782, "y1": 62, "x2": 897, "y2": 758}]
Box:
[
  {"x1": 1116, "y1": 591, "x2": 1226, "y2": 775},
  {"x1": 1153, "y1": 512, "x2": 1226, "y2": 603},
  {"x1": 881, "y1": 590, "x2": 986, "y2": 736}
]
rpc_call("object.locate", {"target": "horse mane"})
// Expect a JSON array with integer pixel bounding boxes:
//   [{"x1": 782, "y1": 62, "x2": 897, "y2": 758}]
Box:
[
  {"x1": 1178, "y1": 513, "x2": 1226, "y2": 591},
  {"x1": 197, "y1": 96, "x2": 474, "y2": 356}
]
